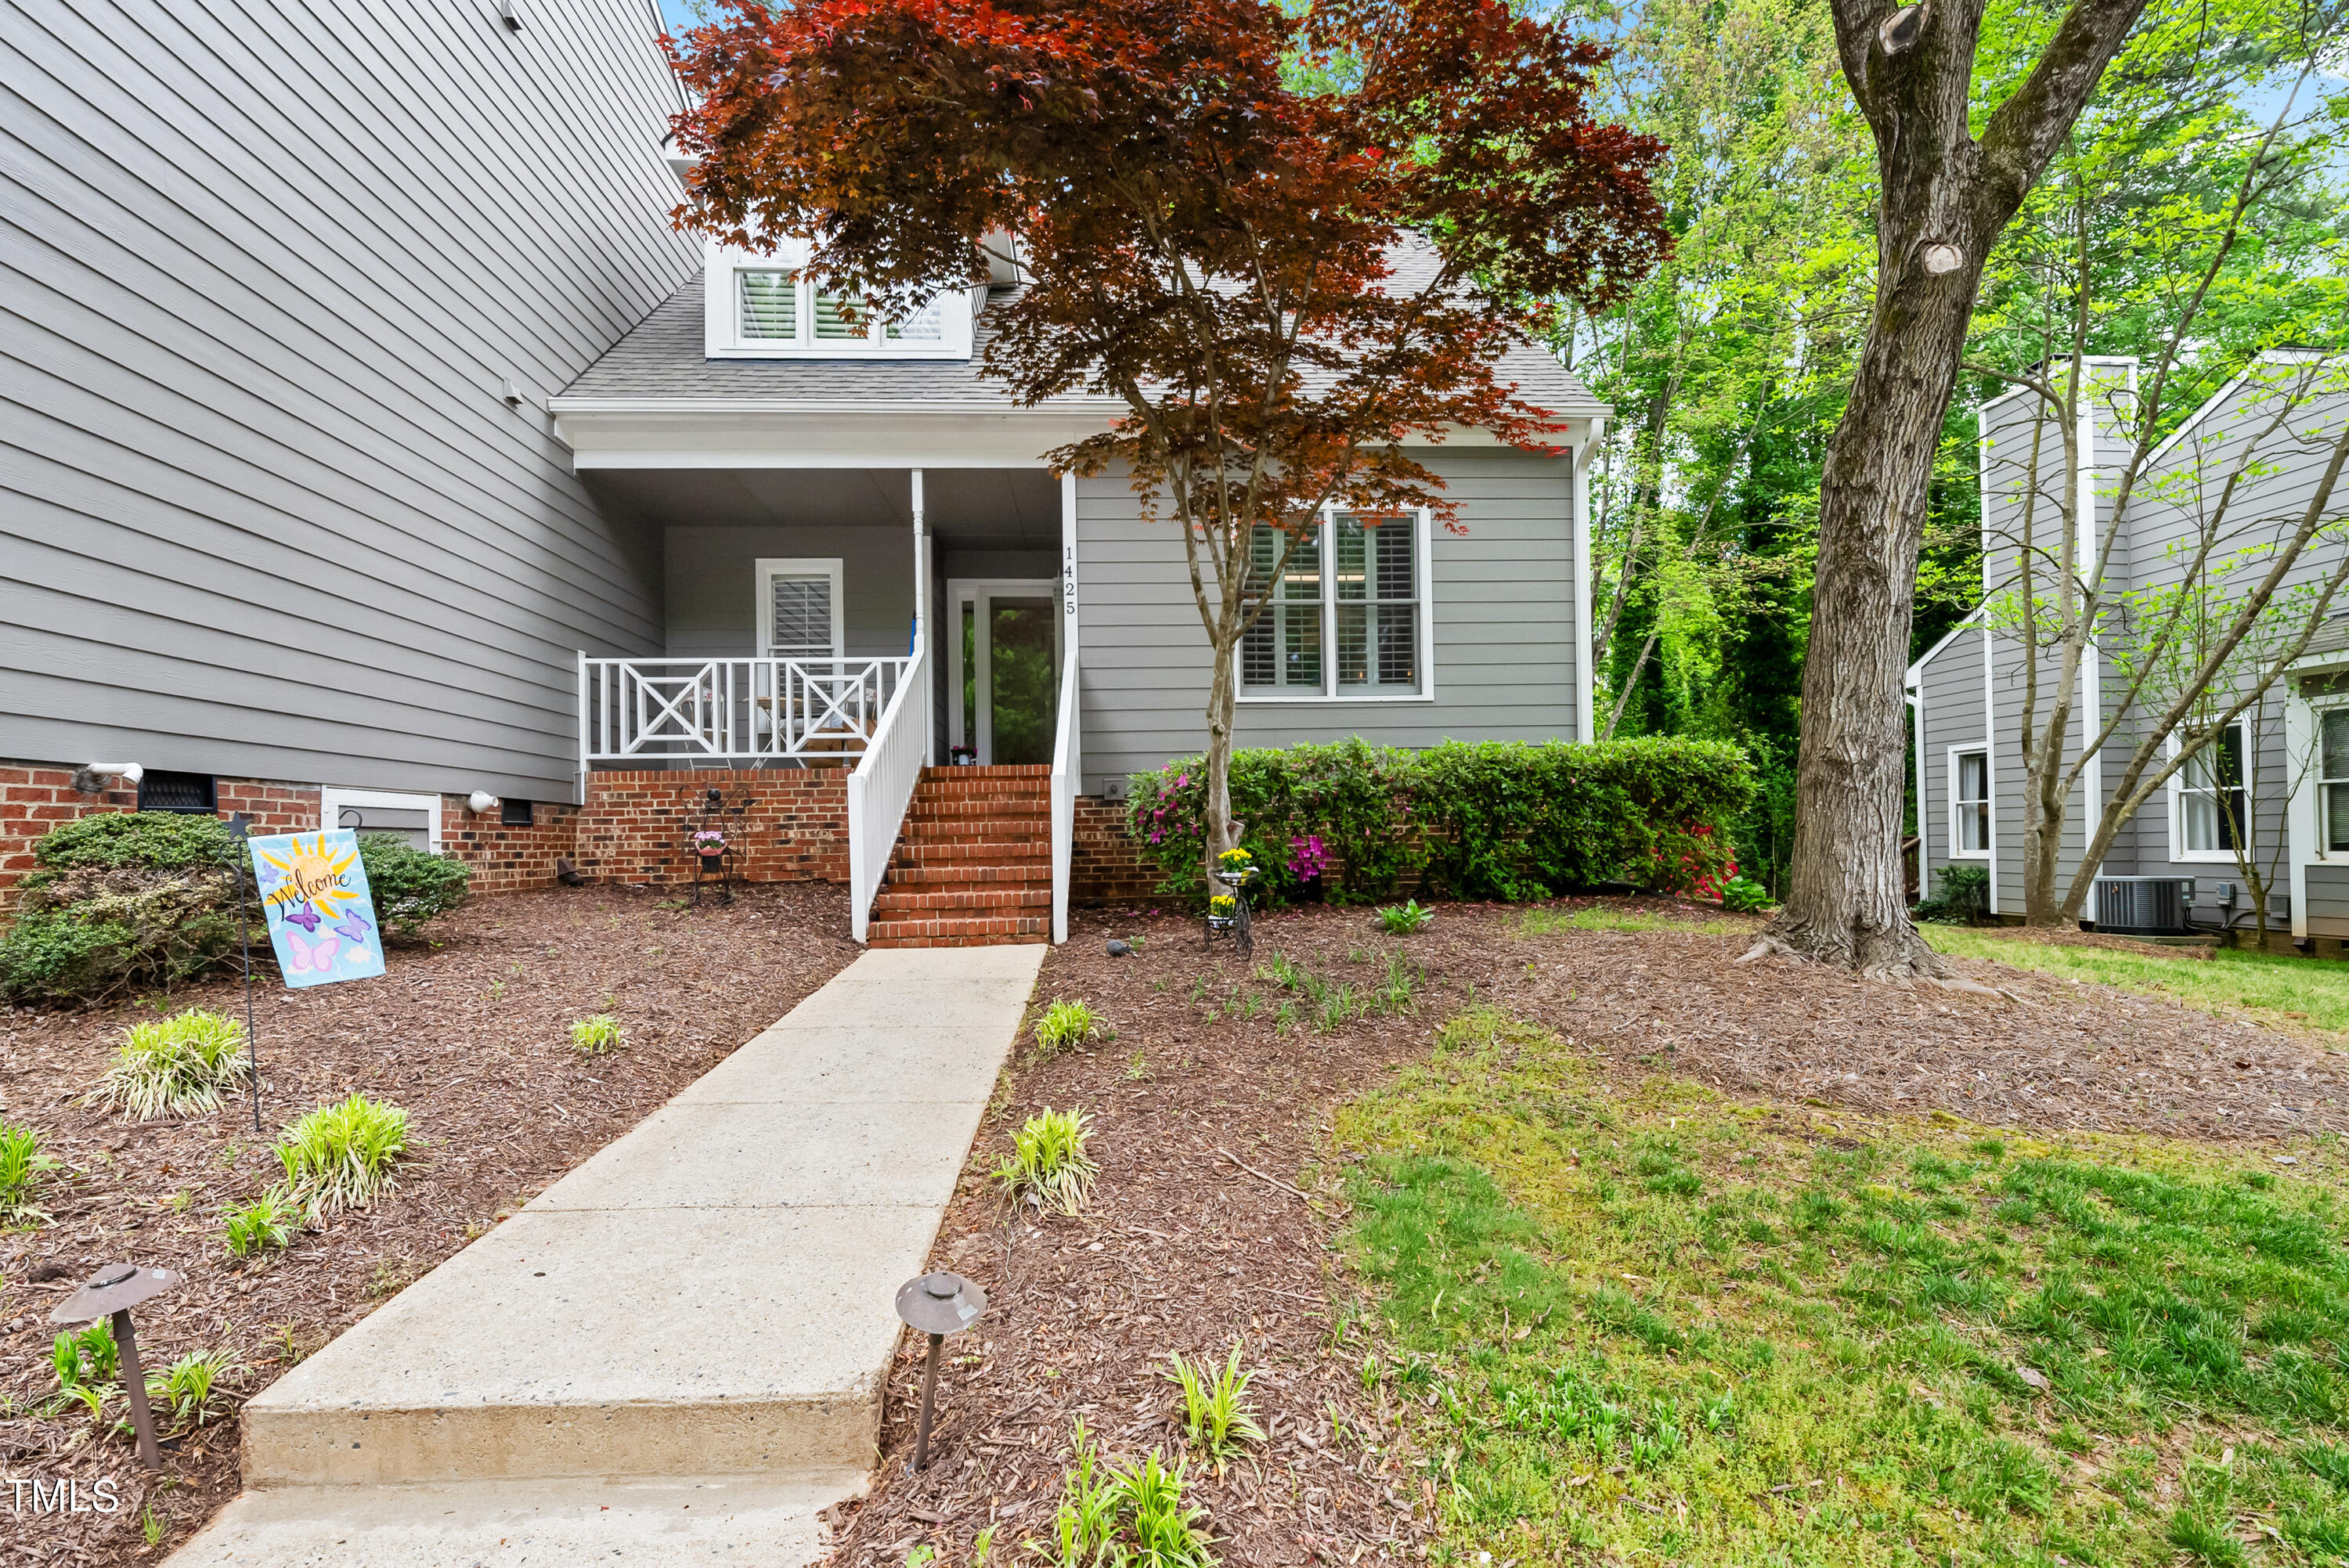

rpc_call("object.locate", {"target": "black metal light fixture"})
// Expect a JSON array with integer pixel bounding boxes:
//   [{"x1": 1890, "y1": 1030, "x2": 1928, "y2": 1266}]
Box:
[
  {"x1": 50, "y1": 1263, "x2": 181, "y2": 1471},
  {"x1": 893, "y1": 1271, "x2": 987, "y2": 1472}
]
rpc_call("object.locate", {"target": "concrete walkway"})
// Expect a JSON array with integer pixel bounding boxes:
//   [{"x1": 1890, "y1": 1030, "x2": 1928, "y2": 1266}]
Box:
[{"x1": 170, "y1": 944, "x2": 1043, "y2": 1565}]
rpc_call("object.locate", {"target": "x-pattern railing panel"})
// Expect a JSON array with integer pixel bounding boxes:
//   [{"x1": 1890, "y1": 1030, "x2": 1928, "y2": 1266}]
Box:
[{"x1": 583, "y1": 657, "x2": 911, "y2": 765}]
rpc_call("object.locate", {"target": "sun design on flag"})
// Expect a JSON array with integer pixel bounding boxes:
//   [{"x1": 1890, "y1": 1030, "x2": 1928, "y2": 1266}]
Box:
[{"x1": 257, "y1": 834, "x2": 360, "y2": 920}]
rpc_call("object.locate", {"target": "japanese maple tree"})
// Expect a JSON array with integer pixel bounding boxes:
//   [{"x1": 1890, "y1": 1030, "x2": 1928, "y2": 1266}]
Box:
[{"x1": 666, "y1": 0, "x2": 1668, "y2": 863}]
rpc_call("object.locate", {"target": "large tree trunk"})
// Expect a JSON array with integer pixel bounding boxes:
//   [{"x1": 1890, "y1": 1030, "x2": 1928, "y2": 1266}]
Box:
[
  {"x1": 1748, "y1": 0, "x2": 2149, "y2": 979},
  {"x1": 1752, "y1": 281, "x2": 1971, "y2": 979}
]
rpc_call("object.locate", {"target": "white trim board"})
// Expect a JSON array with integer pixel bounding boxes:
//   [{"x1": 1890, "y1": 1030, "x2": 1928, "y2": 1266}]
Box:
[
  {"x1": 319, "y1": 788, "x2": 443, "y2": 852},
  {"x1": 756, "y1": 557, "x2": 846, "y2": 660}
]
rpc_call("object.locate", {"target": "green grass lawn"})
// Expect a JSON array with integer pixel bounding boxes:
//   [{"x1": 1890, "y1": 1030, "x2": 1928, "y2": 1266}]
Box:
[
  {"x1": 1924, "y1": 926, "x2": 2349, "y2": 1042},
  {"x1": 1333, "y1": 1009, "x2": 2349, "y2": 1566},
  {"x1": 1521, "y1": 905, "x2": 1748, "y2": 938}
]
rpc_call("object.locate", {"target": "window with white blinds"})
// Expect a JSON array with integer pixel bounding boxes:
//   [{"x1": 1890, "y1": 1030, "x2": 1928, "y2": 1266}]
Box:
[
  {"x1": 757, "y1": 561, "x2": 843, "y2": 661},
  {"x1": 737, "y1": 270, "x2": 797, "y2": 340},
  {"x1": 1242, "y1": 510, "x2": 1428, "y2": 698}
]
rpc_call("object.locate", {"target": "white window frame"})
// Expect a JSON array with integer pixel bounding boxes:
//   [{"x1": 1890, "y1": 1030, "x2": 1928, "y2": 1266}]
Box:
[
  {"x1": 2167, "y1": 723, "x2": 2251, "y2": 863},
  {"x1": 1236, "y1": 505, "x2": 1436, "y2": 705},
  {"x1": 756, "y1": 558, "x2": 845, "y2": 661},
  {"x1": 1947, "y1": 745, "x2": 1990, "y2": 859},
  {"x1": 319, "y1": 788, "x2": 442, "y2": 852},
  {"x1": 2318, "y1": 701, "x2": 2349, "y2": 856},
  {"x1": 704, "y1": 240, "x2": 977, "y2": 360}
]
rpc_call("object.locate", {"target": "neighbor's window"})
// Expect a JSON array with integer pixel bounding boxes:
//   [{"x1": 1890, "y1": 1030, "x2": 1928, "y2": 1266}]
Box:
[
  {"x1": 1242, "y1": 510, "x2": 1426, "y2": 697},
  {"x1": 2323, "y1": 708, "x2": 2349, "y2": 852},
  {"x1": 1952, "y1": 749, "x2": 1989, "y2": 855},
  {"x1": 2178, "y1": 723, "x2": 2248, "y2": 856}
]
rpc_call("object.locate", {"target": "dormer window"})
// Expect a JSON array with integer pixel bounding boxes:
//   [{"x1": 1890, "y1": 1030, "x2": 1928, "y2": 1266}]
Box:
[{"x1": 705, "y1": 241, "x2": 976, "y2": 359}]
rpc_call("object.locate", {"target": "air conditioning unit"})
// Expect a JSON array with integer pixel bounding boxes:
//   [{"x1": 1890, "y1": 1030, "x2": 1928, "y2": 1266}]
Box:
[{"x1": 2093, "y1": 876, "x2": 2195, "y2": 936}]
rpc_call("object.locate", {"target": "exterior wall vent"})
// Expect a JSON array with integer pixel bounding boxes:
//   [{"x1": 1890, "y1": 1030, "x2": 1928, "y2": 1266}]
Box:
[{"x1": 136, "y1": 770, "x2": 218, "y2": 814}]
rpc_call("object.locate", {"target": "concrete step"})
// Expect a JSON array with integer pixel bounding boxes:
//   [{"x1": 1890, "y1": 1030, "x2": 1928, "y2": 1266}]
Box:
[
  {"x1": 166, "y1": 1471, "x2": 857, "y2": 1566},
  {"x1": 868, "y1": 932, "x2": 1049, "y2": 949}
]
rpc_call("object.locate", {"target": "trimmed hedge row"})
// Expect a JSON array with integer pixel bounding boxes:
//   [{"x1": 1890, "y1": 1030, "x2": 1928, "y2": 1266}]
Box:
[{"x1": 1124, "y1": 737, "x2": 1755, "y2": 904}]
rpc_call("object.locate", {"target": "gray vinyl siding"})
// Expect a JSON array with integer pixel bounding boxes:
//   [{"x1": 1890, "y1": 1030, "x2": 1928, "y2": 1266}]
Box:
[
  {"x1": 1950, "y1": 359, "x2": 2349, "y2": 925},
  {"x1": 1073, "y1": 448, "x2": 1577, "y2": 791},
  {"x1": 1, "y1": 0, "x2": 697, "y2": 799},
  {"x1": 2306, "y1": 864, "x2": 2349, "y2": 937},
  {"x1": 665, "y1": 526, "x2": 918, "y2": 660},
  {"x1": 1915, "y1": 623, "x2": 1988, "y2": 892}
]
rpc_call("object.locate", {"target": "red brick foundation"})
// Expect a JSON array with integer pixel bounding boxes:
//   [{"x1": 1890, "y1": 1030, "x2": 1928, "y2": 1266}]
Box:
[
  {"x1": 1071, "y1": 795, "x2": 1164, "y2": 906},
  {"x1": 0, "y1": 763, "x2": 319, "y2": 907},
  {"x1": 577, "y1": 768, "x2": 850, "y2": 886},
  {"x1": 438, "y1": 798, "x2": 583, "y2": 896}
]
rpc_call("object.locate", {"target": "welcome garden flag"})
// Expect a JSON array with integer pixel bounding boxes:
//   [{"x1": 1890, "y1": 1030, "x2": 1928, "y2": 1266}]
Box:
[{"x1": 247, "y1": 829, "x2": 386, "y2": 988}]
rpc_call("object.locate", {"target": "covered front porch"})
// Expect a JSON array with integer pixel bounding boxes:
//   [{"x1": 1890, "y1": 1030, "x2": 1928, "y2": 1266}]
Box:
[{"x1": 570, "y1": 466, "x2": 1081, "y2": 943}]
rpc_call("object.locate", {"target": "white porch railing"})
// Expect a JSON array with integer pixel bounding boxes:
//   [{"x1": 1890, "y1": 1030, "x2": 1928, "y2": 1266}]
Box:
[
  {"x1": 1048, "y1": 642, "x2": 1080, "y2": 945},
  {"x1": 847, "y1": 647, "x2": 930, "y2": 943},
  {"x1": 579, "y1": 655, "x2": 914, "y2": 767}
]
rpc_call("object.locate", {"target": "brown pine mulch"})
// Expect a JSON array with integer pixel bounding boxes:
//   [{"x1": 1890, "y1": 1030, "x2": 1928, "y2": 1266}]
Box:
[
  {"x1": 829, "y1": 898, "x2": 2349, "y2": 1565},
  {"x1": 0, "y1": 881, "x2": 857, "y2": 1566}
]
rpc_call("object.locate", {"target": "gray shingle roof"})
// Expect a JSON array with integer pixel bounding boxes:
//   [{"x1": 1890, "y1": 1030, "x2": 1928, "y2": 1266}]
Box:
[{"x1": 557, "y1": 279, "x2": 1605, "y2": 423}]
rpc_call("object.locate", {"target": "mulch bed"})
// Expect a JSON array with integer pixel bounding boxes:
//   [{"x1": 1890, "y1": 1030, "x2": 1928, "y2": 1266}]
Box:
[
  {"x1": 0, "y1": 881, "x2": 857, "y2": 1567},
  {"x1": 831, "y1": 898, "x2": 2349, "y2": 1565}
]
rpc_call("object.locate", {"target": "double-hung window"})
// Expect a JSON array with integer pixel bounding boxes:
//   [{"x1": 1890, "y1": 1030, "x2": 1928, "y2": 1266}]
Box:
[
  {"x1": 2174, "y1": 722, "x2": 2248, "y2": 858},
  {"x1": 1950, "y1": 748, "x2": 1990, "y2": 855},
  {"x1": 2325, "y1": 708, "x2": 2349, "y2": 852},
  {"x1": 1240, "y1": 508, "x2": 1431, "y2": 700}
]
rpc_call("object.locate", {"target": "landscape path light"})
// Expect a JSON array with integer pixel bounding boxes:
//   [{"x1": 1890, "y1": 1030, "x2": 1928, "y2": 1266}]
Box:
[
  {"x1": 893, "y1": 1270, "x2": 986, "y2": 1473},
  {"x1": 51, "y1": 1262, "x2": 180, "y2": 1471}
]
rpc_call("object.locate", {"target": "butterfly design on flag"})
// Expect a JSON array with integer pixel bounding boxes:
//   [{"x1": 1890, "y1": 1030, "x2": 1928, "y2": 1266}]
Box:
[
  {"x1": 284, "y1": 929, "x2": 341, "y2": 974},
  {"x1": 282, "y1": 903, "x2": 322, "y2": 933}
]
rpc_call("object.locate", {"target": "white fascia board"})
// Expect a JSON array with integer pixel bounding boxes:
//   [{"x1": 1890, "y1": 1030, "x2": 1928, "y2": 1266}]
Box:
[
  {"x1": 2139, "y1": 348, "x2": 2341, "y2": 473},
  {"x1": 554, "y1": 405, "x2": 1120, "y2": 469}
]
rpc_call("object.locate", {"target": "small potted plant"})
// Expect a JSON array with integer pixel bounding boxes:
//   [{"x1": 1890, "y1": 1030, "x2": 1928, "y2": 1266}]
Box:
[
  {"x1": 691, "y1": 827, "x2": 727, "y2": 869},
  {"x1": 1207, "y1": 892, "x2": 1238, "y2": 930},
  {"x1": 1213, "y1": 846, "x2": 1257, "y2": 888}
]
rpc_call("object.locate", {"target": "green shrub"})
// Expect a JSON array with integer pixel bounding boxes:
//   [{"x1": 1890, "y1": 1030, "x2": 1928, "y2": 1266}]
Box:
[
  {"x1": 1717, "y1": 874, "x2": 1777, "y2": 914},
  {"x1": 222, "y1": 1188, "x2": 302, "y2": 1258},
  {"x1": 1033, "y1": 998, "x2": 1110, "y2": 1055},
  {"x1": 0, "y1": 809, "x2": 253, "y2": 1003},
  {"x1": 994, "y1": 1107, "x2": 1096, "y2": 1215},
  {"x1": 275, "y1": 1094, "x2": 410, "y2": 1215},
  {"x1": 569, "y1": 1013, "x2": 623, "y2": 1054},
  {"x1": 357, "y1": 834, "x2": 471, "y2": 936},
  {"x1": 1914, "y1": 863, "x2": 1991, "y2": 925},
  {"x1": 0, "y1": 1121, "x2": 59, "y2": 1226},
  {"x1": 31, "y1": 811, "x2": 235, "y2": 871},
  {"x1": 1126, "y1": 736, "x2": 1754, "y2": 905},
  {"x1": 94, "y1": 1008, "x2": 251, "y2": 1120}
]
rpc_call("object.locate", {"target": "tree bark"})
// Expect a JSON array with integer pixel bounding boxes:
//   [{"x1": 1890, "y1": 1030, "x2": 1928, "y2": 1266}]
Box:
[{"x1": 1748, "y1": 0, "x2": 2149, "y2": 979}]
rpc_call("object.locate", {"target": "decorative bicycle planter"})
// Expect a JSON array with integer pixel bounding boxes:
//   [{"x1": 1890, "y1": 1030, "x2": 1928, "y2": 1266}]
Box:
[{"x1": 1204, "y1": 849, "x2": 1257, "y2": 958}]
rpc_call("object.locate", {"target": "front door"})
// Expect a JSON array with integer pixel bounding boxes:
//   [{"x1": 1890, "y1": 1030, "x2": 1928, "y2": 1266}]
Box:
[{"x1": 947, "y1": 579, "x2": 1062, "y2": 766}]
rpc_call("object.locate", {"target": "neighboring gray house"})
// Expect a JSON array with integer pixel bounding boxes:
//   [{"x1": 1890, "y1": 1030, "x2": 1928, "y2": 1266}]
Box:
[
  {"x1": 1, "y1": 0, "x2": 1606, "y2": 945},
  {"x1": 1909, "y1": 350, "x2": 2349, "y2": 941}
]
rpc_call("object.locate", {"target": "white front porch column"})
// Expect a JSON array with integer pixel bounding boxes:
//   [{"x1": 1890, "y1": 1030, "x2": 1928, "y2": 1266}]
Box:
[{"x1": 912, "y1": 468, "x2": 930, "y2": 766}]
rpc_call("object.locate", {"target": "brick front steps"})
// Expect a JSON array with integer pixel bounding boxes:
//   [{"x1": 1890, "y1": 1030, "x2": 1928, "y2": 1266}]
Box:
[{"x1": 867, "y1": 764, "x2": 1052, "y2": 948}]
